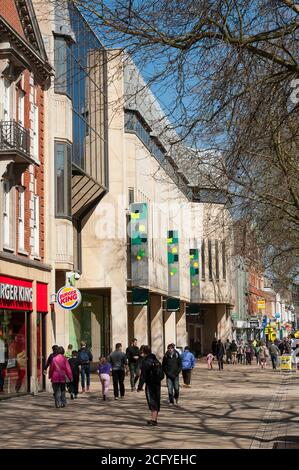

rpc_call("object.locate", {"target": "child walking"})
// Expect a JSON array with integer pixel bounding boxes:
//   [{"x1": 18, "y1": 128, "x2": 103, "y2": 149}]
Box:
[
  {"x1": 98, "y1": 357, "x2": 112, "y2": 400},
  {"x1": 206, "y1": 352, "x2": 214, "y2": 370}
]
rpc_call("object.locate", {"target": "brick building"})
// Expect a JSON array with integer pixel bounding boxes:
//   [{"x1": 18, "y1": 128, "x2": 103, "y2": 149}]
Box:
[{"x1": 0, "y1": 0, "x2": 52, "y2": 397}]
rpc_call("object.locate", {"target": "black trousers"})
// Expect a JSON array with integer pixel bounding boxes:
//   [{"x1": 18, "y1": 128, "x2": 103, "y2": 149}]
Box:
[
  {"x1": 69, "y1": 375, "x2": 79, "y2": 396},
  {"x1": 182, "y1": 369, "x2": 192, "y2": 385},
  {"x1": 145, "y1": 383, "x2": 161, "y2": 412},
  {"x1": 112, "y1": 369, "x2": 125, "y2": 398}
]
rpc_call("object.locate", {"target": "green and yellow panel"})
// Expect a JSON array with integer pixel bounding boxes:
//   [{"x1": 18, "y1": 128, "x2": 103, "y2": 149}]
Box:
[
  {"x1": 167, "y1": 230, "x2": 180, "y2": 296},
  {"x1": 190, "y1": 248, "x2": 199, "y2": 287},
  {"x1": 130, "y1": 203, "x2": 149, "y2": 284}
]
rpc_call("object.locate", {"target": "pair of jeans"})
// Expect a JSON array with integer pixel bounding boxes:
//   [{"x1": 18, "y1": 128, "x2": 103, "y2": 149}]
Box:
[
  {"x1": 52, "y1": 382, "x2": 66, "y2": 407},
  {"x1": 166, "y1": 376, "x2": 179, "y2": 403},
  {"x1": 129, "y1": 362, "x2": 140, "y2": 389},
  {"x1": 217, "y1": 356, "x2": 224, "y2": 370},
  {"x1": 81, "y1": 364, "x2": 90, "y2": 389},
  {"x1": 112, "y1": 369, "x2": 125, "y2": 398},
  {"x1": 271, "y1": 354, "x2": 278, "y2": 369}
]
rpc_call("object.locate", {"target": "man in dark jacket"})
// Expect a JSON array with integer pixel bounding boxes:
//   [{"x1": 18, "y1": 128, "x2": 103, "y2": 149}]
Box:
[
  {"x1": 68, "y1": 350, "x2": 80, "y2": 399},
  {"x1": 216, "y1": 339, "x2": 225, "y2": 370},
  {"x1": 78, "y1": 341, "x2": 93, "y2": 393},
  {"x1": 43, "y1": 345, "x2": 58, "y2": 375},
  {"x1": 126, "y1": 338, "x2": 140, "y2": 391},
  {"x1": 162, "y1": 343, "x2": 182, "y2": 405},
  {"x1": 140, "y1": 345, "x2": 163, "y2": 426}
]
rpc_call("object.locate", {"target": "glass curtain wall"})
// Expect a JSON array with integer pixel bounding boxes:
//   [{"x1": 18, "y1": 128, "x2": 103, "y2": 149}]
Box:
[{"x1": 54, "y1": 4, "x2": 108, "y2": 186}]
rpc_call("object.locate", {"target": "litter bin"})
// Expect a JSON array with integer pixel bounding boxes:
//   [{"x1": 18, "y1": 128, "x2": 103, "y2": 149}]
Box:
[{"x1": 280, "y1": 355, "x2": 292, "y2": 372}]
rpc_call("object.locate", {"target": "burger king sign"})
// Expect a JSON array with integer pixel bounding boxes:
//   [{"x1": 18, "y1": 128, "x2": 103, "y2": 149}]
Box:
[{"x1": 57, "y1": 286, "x2": 82, "y2": 310}]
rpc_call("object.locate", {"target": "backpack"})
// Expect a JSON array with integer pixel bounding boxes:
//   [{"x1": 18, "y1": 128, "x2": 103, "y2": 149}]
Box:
[
  {"x1": 149, "y1": 358, "x2": 164, "y2": 383},
  {"x1": 79, "y1": 349, "x2": 90, "y2": 364}
]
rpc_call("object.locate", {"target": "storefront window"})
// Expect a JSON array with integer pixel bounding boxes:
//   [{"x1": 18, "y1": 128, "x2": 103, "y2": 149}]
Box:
[{"x1": 0, "y1": 310, "x2": 27, "y2": 396}]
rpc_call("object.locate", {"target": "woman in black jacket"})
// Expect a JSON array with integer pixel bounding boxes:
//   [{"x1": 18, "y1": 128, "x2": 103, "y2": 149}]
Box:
[{"x1": 140, "y1": 345, "x2": 163, "y2": 426}]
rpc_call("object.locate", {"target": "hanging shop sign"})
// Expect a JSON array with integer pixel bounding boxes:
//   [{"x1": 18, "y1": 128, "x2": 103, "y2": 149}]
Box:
[
  {"x1": 57, "y1": 286, "x2": 82, "y2": 310},
  {"x1": 0, "y1": 276, "x2": 33, "y2": 310},
  {"x1": 257, "y1": 299, "x2": 265, "y2": 309}
]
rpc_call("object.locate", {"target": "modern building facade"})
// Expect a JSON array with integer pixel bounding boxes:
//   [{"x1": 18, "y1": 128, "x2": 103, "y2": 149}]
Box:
[
  {"x1": 0, "y1": 0, "x2": 52, "y2": 396},
  {"x1": 32, "y1": 0, "x2": 235, "y2": 368}
]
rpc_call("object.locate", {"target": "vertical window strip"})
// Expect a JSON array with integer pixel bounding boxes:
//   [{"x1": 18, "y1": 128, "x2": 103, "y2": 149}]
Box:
[
  {"x1": 33, "y1": 195, "x2": 39, "y2": 256},
  {"x1": 18, "y1": 189, "x2": 25, "y2": 251},
  {"x1": 55, "y1": 141, "x2": 71, "y2": 217},
  {"x1": 222, "y1": 241, "x2": 226, "y2": 280},
  {"x1": 215, "y1": 240, "x2": 219, "y2": 281},
  {"x1": 208, "y1": 239, "x2": 213, "y2": 281},
  {"x1": 33, "y1": 103, "x2": 39, "y2": 161},
  {"x1": 3, "y1": 181, "x2": 10, "y2": 246},
  {"x1": 201, "y1": 240, "x2": 205, "y2": 280}
]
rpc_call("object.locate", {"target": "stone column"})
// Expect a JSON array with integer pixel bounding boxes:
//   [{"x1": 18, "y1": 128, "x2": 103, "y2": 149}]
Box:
[{"x1": 150, "y1": 294, "x2": 163, "y2": 360}]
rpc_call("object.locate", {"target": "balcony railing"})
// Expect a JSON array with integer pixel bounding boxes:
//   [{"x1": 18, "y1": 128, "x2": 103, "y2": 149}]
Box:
[{"x1": 0, "y1": 120, "x2": 30, "y2": 159}]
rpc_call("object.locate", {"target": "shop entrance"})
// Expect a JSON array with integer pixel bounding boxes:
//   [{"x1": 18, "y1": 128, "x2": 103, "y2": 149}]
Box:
[
  {"x1": 69, "y1": 291, "x2": 111, "y2": 360},
  {"x1": 0, "y1": 310, "x2": 30, "y2": 397}
]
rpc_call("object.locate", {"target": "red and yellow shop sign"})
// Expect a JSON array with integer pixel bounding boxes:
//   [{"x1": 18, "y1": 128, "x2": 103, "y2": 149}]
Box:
[
  {"x1": 0, "y1": 276, "x2": 33, "y2": 311},
  {"x1": 57, "y1": 286, "x2": 82, "y2": 310}
]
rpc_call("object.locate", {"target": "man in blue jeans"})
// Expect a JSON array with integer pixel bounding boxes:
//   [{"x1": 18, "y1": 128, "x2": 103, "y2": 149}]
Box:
[
  {"x1": 78, "y1": 341, "x2": 93, "y2": 393},
  {"x1": 162, "y1": 343, "x2": 182, "y2": 405}
]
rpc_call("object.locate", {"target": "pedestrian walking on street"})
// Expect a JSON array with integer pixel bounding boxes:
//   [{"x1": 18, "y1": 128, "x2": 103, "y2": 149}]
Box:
[
  {"x1": 206, "y1": 352, "x2": 214, "y2": 369},
  {"x1": 140, "y1": 345, "x2": 164, "y2": 426},
  {"x1": 126, "y1": 338, "x2": 140, "y2": 391},
  {"x1": 43, "y1": 345, "x2": 59, "y2": 375},
  {"x1": 237, "y1": 340, "x2": 245, "y2": 364},
  {"x1": 68, "y1": 350, "x2": 80, "y2": 399},
  {"x1": 211, "y1": 339, "x2": 217, "y2": 356},
  {"x1": 162, "y1": 343, "x2": 182, "y2": 404},
  {"x1": 108, "y1": 343, "x2": 128, "y2": 400},
  {"x1": 64, "y1": 344, "x2": 73, "y2": 359},
  {"x1": 245, "y1": 342, "x2": 254, "y2": 365},
  {"x1": 181, "y1": 346, "x2": 195, "y2": 387},
  {"x1": 259, "y1": 342, "x2": 269, "y2": 369},
  {"x1": 269, "y1": 342, "x2": 280, "y2": 370},
  {"x1": 136, "y1": 346, "x2": 145, "y2": 392},
  {"x1": 49, "y1": 346, "x2": 73, "y2": 408},
  {"x1": 230, "y1": 340, "x2": 238, "y2": 364},
  {"x1": 255, "y1": 342, "x2": 261, "y2": 365},
  {"x1": 216, "y1": 340, "x2": 225, "y2": 370},
  {"x1": 224, "y1": 339, "x2": 231, "y2": 364},
  {"x1": 98, "y1": 356, "x2": 112, "y2": 400},
  {"x1": 78, "y1": 341, "x2": 93, "y2": 393}
]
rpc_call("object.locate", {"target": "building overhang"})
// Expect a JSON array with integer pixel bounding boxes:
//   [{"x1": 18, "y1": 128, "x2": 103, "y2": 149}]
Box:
[{"x1": 72, "y1": 164, "x2": 107, "y2": 218}]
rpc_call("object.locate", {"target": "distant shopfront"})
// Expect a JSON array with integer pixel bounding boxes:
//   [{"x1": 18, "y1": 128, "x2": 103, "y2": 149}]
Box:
[
  {"x1": 0, "y1": 276, "x2": 48, "y2": 397},
  {"x1": 69, "y1": 290, "x2": 111, "y2": 360}
]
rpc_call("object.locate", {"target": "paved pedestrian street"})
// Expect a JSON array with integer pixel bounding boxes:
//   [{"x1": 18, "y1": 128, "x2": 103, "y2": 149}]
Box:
[{"x1": 1, "y1": 362, "x2": 298, "y2": 449}]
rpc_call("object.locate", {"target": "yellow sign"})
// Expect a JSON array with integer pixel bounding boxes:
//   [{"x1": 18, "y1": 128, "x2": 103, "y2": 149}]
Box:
[
  {"x1": 280, "y1": 355, "x2": 292, "y2": 371},
  {"x1": 257, "y1": 299, "x2": 265, "y2": 309}
]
